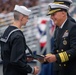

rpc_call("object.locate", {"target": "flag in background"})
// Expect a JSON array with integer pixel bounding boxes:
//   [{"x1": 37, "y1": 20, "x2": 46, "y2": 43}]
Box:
[
  {"x1": 35, "y1": 17, "x2": 55, "y2": 75},
  {"x1": 35, "y1": 17, "x2": 49, "y2": 48}
]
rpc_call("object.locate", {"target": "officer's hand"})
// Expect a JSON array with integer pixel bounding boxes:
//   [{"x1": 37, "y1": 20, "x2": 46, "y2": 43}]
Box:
[
  {"x1": 33, "y1": 66, "x2": 39, "y2": 75},
  {"x1": 45, "y1": 54, "x2": 57, "y2": 63}
]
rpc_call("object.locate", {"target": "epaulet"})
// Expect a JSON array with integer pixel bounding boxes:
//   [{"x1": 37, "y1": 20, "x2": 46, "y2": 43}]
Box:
[{"x1": 0, "y1": 29, "x2": 20, "y2": 43}]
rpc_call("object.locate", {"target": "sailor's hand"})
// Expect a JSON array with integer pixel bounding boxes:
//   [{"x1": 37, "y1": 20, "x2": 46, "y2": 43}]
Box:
[{"x1": 27, "y1": 57, "x2": 33, "y2": 62}]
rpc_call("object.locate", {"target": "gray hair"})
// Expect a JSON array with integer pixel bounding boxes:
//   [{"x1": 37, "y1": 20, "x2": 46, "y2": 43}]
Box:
[{"x1": 13, "y1": 10, "x2": 22, "y2": 20}]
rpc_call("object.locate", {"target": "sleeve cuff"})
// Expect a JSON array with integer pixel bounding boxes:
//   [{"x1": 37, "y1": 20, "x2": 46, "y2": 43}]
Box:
[
  {"x1": 31, "y1": 67, "x2": 34, "y2": 74},
  {"x1": 55, "y1": 51, "x2": 69, "y2": 63}
]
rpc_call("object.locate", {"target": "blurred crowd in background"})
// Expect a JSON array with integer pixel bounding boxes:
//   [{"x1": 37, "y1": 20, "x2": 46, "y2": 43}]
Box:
[
  {"x1": 0, "y1": 0, "x2": 76, "y2": 14},
  {"x1": 0, "y1": 0, "x2": 38, "y2": 13},
  {"x1": 0, "y1": 0, "x2": 50, "y2": 14}
]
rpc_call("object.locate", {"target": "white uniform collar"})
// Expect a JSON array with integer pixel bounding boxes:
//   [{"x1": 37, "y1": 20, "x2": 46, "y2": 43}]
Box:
[{"x1": 60, "y1": 18, "x2": 67, "y2": 29}]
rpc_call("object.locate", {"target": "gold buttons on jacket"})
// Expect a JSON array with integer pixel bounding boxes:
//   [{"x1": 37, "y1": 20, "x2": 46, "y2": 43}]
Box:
[
  {"x1": 68, "y1": 54, "x2": 71, "y2": 57},
  {"x1": 59, "y1": 64, "x2": 61, "y2": 66},
  {"x1": 64, "y1": 64, "x2": 66, "y2": 66},
  {"x1": 56, "y1": 50, "x2": 59, "y2": 52},
  {"x1": 61, "y1": 49, "x2": 64, "y2": 51},
  {"x1": 59, "y1": 64, "x2": 66, "y2": 67}
]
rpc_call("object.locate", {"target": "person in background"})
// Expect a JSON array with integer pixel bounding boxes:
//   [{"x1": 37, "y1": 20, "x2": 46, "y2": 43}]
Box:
[
  {"x1": 0, "y1": 5, "x2": 39, "y2": 75},
  {"x1": 45, "y1": 2, "x2": 76, "y2": 75}
]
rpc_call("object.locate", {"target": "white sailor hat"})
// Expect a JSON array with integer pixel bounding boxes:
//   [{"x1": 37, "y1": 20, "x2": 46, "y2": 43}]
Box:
[
  {"x1": 14, "y1": 5, "x2": 31, "y2": 16},
  {"x1": 54, "y1": 0, "x2": 72, "y2": 7},
  {"x1": 47, "y1": 3, "x2": 69, "y2": 15}
]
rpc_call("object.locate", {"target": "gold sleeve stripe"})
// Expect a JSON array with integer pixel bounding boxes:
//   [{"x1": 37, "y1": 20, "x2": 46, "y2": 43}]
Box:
[
  {"x1": 59, "y1": 52, "x2": 69, "y2": 62},
  {"x1": 59, "y1": 53, "x2": 65, "y2": 62},
  {"x1": 62, "y1": 52, "x2": 67, "y2": 62},
  {"x1": 63, "y1": 52, "x2": 69, "y2": 61}
]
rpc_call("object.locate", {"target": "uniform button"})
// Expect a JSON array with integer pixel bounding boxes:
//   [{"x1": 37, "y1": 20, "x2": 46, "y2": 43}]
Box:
[
  {"x1": 64, "y1": 38, "x2": 65, "y2": 40},
  {"x1": 68, "y1": 54, "x2": 71, "y2": 57},
  {"x1": 64, "y1": 64, "x2": 66, "y2": 66},
  {"x1": 59, "y1": 64, "x2": 61, "y2": 66},
  {"x1": 57, "y1": 50, "x2": 59, "y2": 52},
  {"x1": 61, "y1": 49, "x2": 64, "y2": 51}
]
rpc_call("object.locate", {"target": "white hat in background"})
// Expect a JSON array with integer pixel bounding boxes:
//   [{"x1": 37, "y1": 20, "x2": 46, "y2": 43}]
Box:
[
  {"x1": 14, "y1": 5, "x2": 31, "y2": 16},
  {"x1": 47, "y1": 3, "x2": 69, "y2": 15}
]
